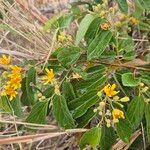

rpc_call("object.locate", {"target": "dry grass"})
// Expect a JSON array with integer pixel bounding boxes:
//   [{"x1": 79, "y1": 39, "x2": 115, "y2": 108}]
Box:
[{"x1": 0, "y1": 0, "x2": 144, "y2": 149}]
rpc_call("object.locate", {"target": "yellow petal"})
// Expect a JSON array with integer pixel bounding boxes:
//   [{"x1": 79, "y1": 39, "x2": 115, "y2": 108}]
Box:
[{"x1": 111, "y1": 84, "x2": 116, "y2": 90}]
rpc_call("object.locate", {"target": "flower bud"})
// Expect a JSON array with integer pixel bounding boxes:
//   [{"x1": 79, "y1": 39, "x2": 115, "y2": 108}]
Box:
[
  {"x1": 41, "y1": 96, "x2": 46, "y2": 100},
  {"x1": 106, "y1": 123, "x2": 111, "y2": 128},
  {"x1": 37, "y1": 93, "x2": 42, "y2": 98},
  {"x1": 113, "y1": 96, "x2": 120, "y2": 101},
  {"x1": 120, "y1": 96, "x2": 130, "y2": 102},
  {"x1": 141, "y1": 86, "x2": 149, "y2": 93},
  {"x1": 105, "y1": 118, "x2": 111, "y2": 123},
  {"x1": 99, "y1": 111, "x2": 103, "y2": 116},
  {"x1": 97, "y1": 91, "x2": 102, "y2": 97},
  {"x1": 139, "y1": 82, "x2": 144, "y2": 87},
  {"x1": 93, "y1": 108, "x2": 98, "y2": 113},
  {"x1": 99, "y1": 101, "x2": 106, "y2": 108},
  {"x1": 106, "y1": 109, "x2": 111, "y2": 116}
]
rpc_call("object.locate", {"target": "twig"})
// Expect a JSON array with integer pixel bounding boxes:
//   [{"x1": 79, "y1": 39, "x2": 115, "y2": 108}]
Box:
[
  {"x1": 0, "y1": 120, "x2": 58, "y2": 129},
  {"x1": 0, "y1": 48, "x2": 43, "y2": 60},
  {"x1": 42, "y1": 29, "x2": 58, "y2": 70},
  {"x1": 0, "y1": 129, "x2": 87, "y2": 145}
]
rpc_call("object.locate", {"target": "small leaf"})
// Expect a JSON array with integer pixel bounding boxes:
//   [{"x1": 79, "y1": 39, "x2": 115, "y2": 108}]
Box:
[
  {"x1": 145, "y1": 53, "x2": 150, "y2": 62},
  {"x1": 80, "y1": 127, "x2": 101, "y2": 149},
  {"x1": 116, "y1": 119, "x2": 132, "y2": 143},
  {"x1": 21, "y1": 67, "x2": 36, "y2": 106},
  {"x1": 43, "y1": 86, "x2": 54, "y2": 98},
  {"x1": 127, "y1": 96, "x2": 145, "y2": 129},
  {"x1": 69, "y1": 90, "x2": 98, "y2": 110},
  {"x1": 62, "y1": 81, "x2": 76, "y2": 102},
  {"x1": 76, "y1": 108, "x2": 96, "y2": 128},
  {"x1": 87, "y1": 31, "x2": 112, "y2": 60},
  {"x1": 72, "y1": 93, "x2": 99, "y2": 119},
  {"x1": 145, "y1": 104, "x2": 150, "y2": 143},
  {"x1": 117, "y1": 0, "x2": 128, "y2": 14},
  {"x1": 122, "y1": 72, "x2": 139, "y2": 87},
  {"x1": 58, "y1": 14, "x2": 74, "y2": 29},
  {"x1": 143, "y1": 0, "x2": 150, "y2": 11},
  {"x1": 0, "y1": 96, "x2": 11, "y2": 112},
  {"x1": 43, "y1": 15, "x2": 59, "y2": 32},
  {"x1": 100, "y1": 126, "x2": 116, "y2": 150},
  {"x1": 57, "y1": 47, "x2": 81, "y2": 67},
  {"x1": 26, "y1": 101, "x2": 48, "y2": 124},
  {"x1": 10, "y1": 96, "x2": 23, "y2": 117},
  {"x1": 75, "y1": 14, "x2": 96, "y2": 45},
  {"x1": 53, "y1": 95, "x2": 75, "y2": 129},
  {"x1": 85, "y1": 17, "x2": 101, "y2": 44},
  {"x1": 74, "y1": 75, "x2": 106, "y2": 91}
]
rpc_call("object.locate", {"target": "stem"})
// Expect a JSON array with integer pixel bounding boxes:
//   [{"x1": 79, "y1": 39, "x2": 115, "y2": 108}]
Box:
[
  {"x1": 112, "y1": 73, "x2": 127, "y2": 96},
  {"x1": 141, "y1": 123, "x2": 146, "y2": 150}
]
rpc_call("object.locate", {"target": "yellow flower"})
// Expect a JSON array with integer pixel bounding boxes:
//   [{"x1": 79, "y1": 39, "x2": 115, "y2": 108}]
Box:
[
  {"x1": 10, "y1": 65, "x2": 22, "y2": 74},
  {"x1": 42, "y1": 68, "x2": 54, "y2": 84},
  {"x1": 72, "y1": 73, "x2": 82, "y2": 81},
  {"x1": 112, "y1": 108, "x2": 125, "y2": 123},
  {"x1": 129, "y1": 17, "x2": 139, "y2": 25},
  {"x1": 2, "y1": 85, "x2": 18, "y2": 101},
  {"x1": 8, "y1": 75, "x2": 22, "y2": 89},
  {"x1": 58, "y1": 32, "x2": 66, "y2": 42},
  {"x1": 104, "y1": 84, "x2": 118, "y2": 97},
  {"x1": 0, "y1": 55, "x2": 11, "y2": 65},
  {"x1": 101, "y1": 23, "x2": 110, "y2": 30}
]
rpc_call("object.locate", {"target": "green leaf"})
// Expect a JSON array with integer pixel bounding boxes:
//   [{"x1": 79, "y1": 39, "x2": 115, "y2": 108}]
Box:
[
  {"x1": 69, "y1": 90, "x2": 98, "y2": 110},
  {"x1": 72, "y1": 92, "x2": 99, "y2": 119},
  {"x1": 21, "y1": 67, "x2": 36, "y2": 106},
  {"x1": 127, "y1": 96, "x2": 145, "y2": 129},
  {"x1": 145, "y1": 53, "x2": 150, "y2": 62},
  {"x1": 116, "y1": 119, "x2": 132, "y2": 143},
  {"x1": 122, "y1": 72, "x2": 139, "y2": 87},
  {"x1": 21, "y1": 77, "x2": 29, "y2": 105},
  {"x1": 87, "y1": 31, "x2": 112, "y2": 60},
  {"x1": 57, "y1": 47, "x2": 81, "y2": 67},
  {"x1": 53, "y1": 95, "x2": 75, "y2": 129},
  {"x1": 10, "y1": 96, "x2": 23, "y2": 117},
  {"x1": 74, "y1": 75, "x2": 106, "y2": 91},
  {"x1": 43, "y1": 86, "x2": 54, "y2": 98},
  {"x1": 0, "y1": 96, "x2": 11, "y2": 112},
  {"x1": 75, "y1": 14, "x2": 96, "y2": 45},
  {"x1": 85, "y1": 17, "x2": 101, "y2": 44},
  {"x1": 143, "y1": 0, "x2": 150, "y2": 11},
  {"x1": 80, "y1": 127, "x2": 101, "y2": 149},
  {"x1": 58, "y1": 14, "x2": 74, "y2": 29},
  {"x1": 76, "y1": 108, "x2": 96, "y2": 128},
  {"x1": 145, "y1": 104, "x2": 150, "y2": 143},
  {"x1": 100, "y1": 126, "x2": 116, "y2": 150},
  {"x1": 62, "y1": 81, "x2": 76, "y2": 102},
  {"x1": 26, "y1": 101, "x2": 48, "y2": 124},
  {"x1": 86, "y1": 64, "x2": 106, "y2": 77},
  {"x1": 117, "y1": 0, "x2": 128, "y2": 14},
  {"x1": 43, "y1": 15, "x2": 59, "y2": 32}
]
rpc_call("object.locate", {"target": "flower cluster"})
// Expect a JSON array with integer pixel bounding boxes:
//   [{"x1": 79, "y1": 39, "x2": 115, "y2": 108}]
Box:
[
  {"x1": 94, "y1": 83, "x2": 129, "y2": 126},
  {"x1": 0, "y1": 55, "x2": 22, "y2": 101},
  {"x1": 58, "y1": 32, "x2": 72, "y2": 43},
  {"x1": 0, "y1": 54, "x2": 11, "y2": 65},
  {"x1": 93, "y1": 2, "x2": 108, "y2": 18}
]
